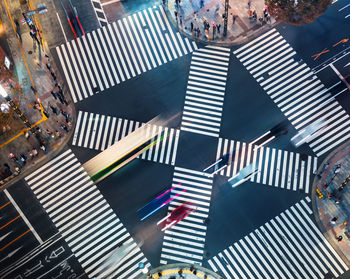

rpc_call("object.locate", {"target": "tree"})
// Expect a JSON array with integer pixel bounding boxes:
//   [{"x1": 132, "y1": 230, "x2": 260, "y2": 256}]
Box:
[{"x1": 266, "y1": 0, "x2": 331, "y2": 25}]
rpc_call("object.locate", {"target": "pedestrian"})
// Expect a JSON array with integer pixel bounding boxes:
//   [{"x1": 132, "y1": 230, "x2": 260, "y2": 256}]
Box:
[
  {"x1": 174, "y1": 11, "x2": 178, "y2": 21},
  {"x1": 51, "y1": 91, "x2": 58, "y2": 100},
  {"x1": 9, "y1": 152, "x2": 15, "y2": 159},
  {"x1": 200, "y1": 0, "x2": 204, "y2": 8},
  {"x1": 46, "y1": 129, "x2": 55, "y2": 138},
  {"x1": 50, "y1": 72, "x2": 57, "y2": 81},
  {"x1": 217, "y1": 23, "x2": 221, "y2": 34},
  {"x1": 330, "y1": 217, "x2": 338, "y2": 224},
  {"x1": 28, "y1": 150, "x2": 34, "y2": 160},
  {"x1": 335, "y1": 164, "x2": 341, "y2": 174},
  {"x1": 191, "y1": 21, "x2": 194, "y2": 32},
  {"x1": 40, "y1": 144, "x2": 46, "y2": 153},
  {"x1": 14, "y1": 166, "x2": 21, "y2": 175},
  {"x1": 249, "y1": 10, "x2": 253, "y2": 18},
  {"x1": 50, "y1": 105, "x2": 59, "y2": 115},
  {"x1": 233, "y1": 15, "x2": 237, "y2": 24},
  {"x1": 179, "y1": 15, "x2": 183, "y2": 26},
  {"x1": 336, "y1": 235, "x2": 343, "y2": 242},
  {"x1": 46, "y1": 63, "x2": 52, "y2": 71},
  {"x1": 253, "y1": 10, "x2": 257, "y2": 20},
  {"x1": 32, "y1": 148, "x2": 38, "y2": 157},
  {"x1": 248, "y1": 0, "x2": 251, "y2": 9},
  {"x1": 335, "y1": 197, "x2": 341, "y2": 204},
  {"x1": 55, "y1": 130, "x2": 61, "y2": 138},
  {"x1": 20, "y1": 154, "x2": 26, "y2": 165}
]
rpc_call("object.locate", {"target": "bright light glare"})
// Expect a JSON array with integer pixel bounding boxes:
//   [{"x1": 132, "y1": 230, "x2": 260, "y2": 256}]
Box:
[{"x1": 0, "y1": 85, "x2": 8, "y2": 98}]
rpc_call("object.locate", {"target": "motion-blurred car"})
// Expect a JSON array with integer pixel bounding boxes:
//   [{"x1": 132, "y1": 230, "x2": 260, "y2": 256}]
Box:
[
  {"x1": 61, "y1": 0, "x2": 85, "y2": 38},
  {"x1": 250, "y1": 119, "x2": 290, "y2": 148},
  {"x1": 203, "y1": 153, "x2": 230, "y2": 177},
  {"x1": 137, "y1": 185, "x2": 185, "y2": 221},
  {"x1": 228, "y1": 162, "x2": 259, "y2": 188},
  {"x1": 157, "y1": 202, "x2": 196, "y2": 232},
  {"x1": 291, "y1": 119, "x2": 326, "y2": 147}
]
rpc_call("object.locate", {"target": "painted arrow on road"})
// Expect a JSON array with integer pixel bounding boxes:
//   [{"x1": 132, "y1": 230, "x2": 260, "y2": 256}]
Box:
[{"x1": 0, "y1": 246, "x2": 22, "y2": 263}]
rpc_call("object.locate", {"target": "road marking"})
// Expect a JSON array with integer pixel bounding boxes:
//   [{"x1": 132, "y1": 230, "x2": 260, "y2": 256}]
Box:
[
  {"x1": 56, "y1": 12, "x2": 67, "y2": 42},
  {"x1": 4, "y1": 190, "x2": 43, "y2": 244},
  {"x1": 101, "y1": 0, "x2": 121, "y2": 6},
  {"x1": 0, "y1": 229, "x2": 30, "y2": 252}
]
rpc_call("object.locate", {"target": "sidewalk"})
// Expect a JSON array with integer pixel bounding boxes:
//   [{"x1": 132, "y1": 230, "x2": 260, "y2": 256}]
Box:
[
  {"x1": 0, "y1": 0, "x2": 74, "y2": 189},
  {"x1": 313, "y1": 140, "x2": 350, "y2": 267},
  {"x1": 166, "y1": 0, "x2": 277, "y2": 46}
]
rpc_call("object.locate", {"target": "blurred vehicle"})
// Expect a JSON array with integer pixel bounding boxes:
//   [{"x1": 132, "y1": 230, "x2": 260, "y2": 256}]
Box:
[
  {"x1": 228, "y1": 162, "x2": 259, "y2": 188},
  {"x1": 61, "y1": 0, "x2": 85, "y2": 38},
  {"x1": 203, "y1": 153, "x2": 230, "y2": 177},
  {"x1": 291, "y1": 119, "x2": 326, "y2": 147},
  {"x1": 250, "y1": 119, "x2": 290, "y2": 148},
  {"x1": 157, "y1": 202, "x2": 196, "y2": 232},
  {"x1": 137, "y1": 184, "x2": 185, "y2": 221}
]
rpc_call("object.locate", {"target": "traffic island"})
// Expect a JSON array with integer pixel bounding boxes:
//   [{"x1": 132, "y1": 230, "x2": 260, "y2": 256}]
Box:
[{"x1": 312, "y1": 139, "x2": 350, "y2": 267}]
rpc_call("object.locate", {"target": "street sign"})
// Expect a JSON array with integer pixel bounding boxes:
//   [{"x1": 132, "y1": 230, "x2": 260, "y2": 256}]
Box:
[
  {"x1": 26, "y1": 11, "x2": 36, "y2": 16},
  {"x1": 20, "y1": 18, "x2": 25, "y2": 24},
  {"x1": 26, "y1": 17, "x2": 32, "y2": 24},
  {"x1": 38, "y1": 9, "x2": 48, "y2": 14}
]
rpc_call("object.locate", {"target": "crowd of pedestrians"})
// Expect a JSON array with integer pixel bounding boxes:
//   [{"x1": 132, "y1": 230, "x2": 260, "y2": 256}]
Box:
[{"x1": 0, "y1": 53, "x2": 72, "y2": 184}]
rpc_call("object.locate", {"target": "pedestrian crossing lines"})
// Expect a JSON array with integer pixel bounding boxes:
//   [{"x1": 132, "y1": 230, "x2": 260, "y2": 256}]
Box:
[
  {"x1": 72, "y1": 111, "x2": 180, "y2": 165},
  {"x1": 56, "y1": 5, "x2": 198, "y2": 103},
  {"x1": 24, "y1": 149, "x2": 150, "y2": 279},
  {"x1": 233, "y1": 29, "x2": 350, "y2": 157},
  {"x1": 180, "y1": 45, "x2": 231, "y2": 137},
  {"x1": 208, "y1": 197, "x2": 349, "y2": 279},
  {"x1": 159, "y1": 167, "x2": 213, "y2": 266},
  {"x1": 216, "y1": 138, "x2": 317, "y2": 193}
]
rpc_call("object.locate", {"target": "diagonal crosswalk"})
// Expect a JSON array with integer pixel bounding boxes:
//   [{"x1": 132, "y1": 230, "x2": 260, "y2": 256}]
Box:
[
  {"x1": 159, "y1": 167, "x2": 213, "y2": 266},
  {"x1": 208, "y1": 197, "x2": 349, "y2": 279},
  {"x1": 233, "y1": 29, "x2": 350, "y2": 157},
  {"x1": 56, "y1": 5, "x2": 198, "y2": 103},
  {"x1": 216, "y1": 138, "x2": 317, "y2": 193},
  {"x1": 72, "y1": 111, "x2": 180, "y2": 165},
  {"x1": 24, "y1": 149, "x2": 150, "y2": 279},
  {"x1": 180, "y1": 45, "x2": 231, "y2": 137}
]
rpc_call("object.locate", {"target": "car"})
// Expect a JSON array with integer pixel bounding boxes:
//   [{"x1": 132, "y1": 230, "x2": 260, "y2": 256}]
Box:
[
  {"x1": 203, "y1": 153, "x2": 230, "y2": 177},
  {"x1": 291, "y1": 119, "x2": 326, "y2": 147},
  {"x1": 228, "y1": 162, "x2": 259, "y2": 188},
  {"x1": 157, "y1": 202, "x2": 196, "y2": 231},
  {"x1": 137, "y1": 184, "x2": 185, "y2": 221},
  {"x1": 250, "y1": 119, "x2": 290, "y2": 148}
]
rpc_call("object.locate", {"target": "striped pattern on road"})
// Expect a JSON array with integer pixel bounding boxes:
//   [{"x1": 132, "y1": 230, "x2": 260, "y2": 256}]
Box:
[
  {"x1": 233, "y1": 29, "x2": 350, "y2": 157},
  {"x1": 72, "y1": 111, "x2": 180, "y2": 165},
  {"x1": 159, "y1": 167, "x2": 213, "y2": 266},
  {"x1": 24, "y1": 149, "x2": 150, "y2": 279},
  {"x1": 216, "y1": 138, "x2": 317, "y2": 193},
  {"x1": 208, "y1": 197, "x2": 349, "y2": 279},
  {"x1": 180, "y1": 45, "x2": 231, "y2": 137},
  {"x1": 56, "y1": 5, "x2": 197, "y2": 103}
]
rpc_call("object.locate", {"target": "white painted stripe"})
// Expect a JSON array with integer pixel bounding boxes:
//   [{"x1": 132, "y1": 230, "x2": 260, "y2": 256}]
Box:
[
  {"x1": 72, "y1": 111, "x2": 82, "y2": 146},
  {"x1": 89, "y1": 113, "x2": 99, "y2": 149},
  {"x1": 77, "y1": 111, "x2": 88, "y2": 147},
  {"x1": 108, "y1": 24, "x2": 130, "y2": 80}
]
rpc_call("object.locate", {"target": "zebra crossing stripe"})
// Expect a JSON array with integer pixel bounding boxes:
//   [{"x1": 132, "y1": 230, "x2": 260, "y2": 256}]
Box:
[
  {"x1": 217, "y1": 138, "x2": 317, "y2": 193},
  {"x1": 72, "y1": 111, "x2": 180, "y2": 166},
  {"x1": 180, "y1": 46, "x2": 230, "y2": 138},
  {"x1": 56, "y1": 6, "x2": 197, "y2": 103},
  {"x1": 25, "y1": 150, "x2": 149, "y2": 279},
  {"x1": 234, "y1": 29, "x2": 350, "y2": 157},
  {"x1": 208, "y1": 198, "x2": 349, "y2": 279}
]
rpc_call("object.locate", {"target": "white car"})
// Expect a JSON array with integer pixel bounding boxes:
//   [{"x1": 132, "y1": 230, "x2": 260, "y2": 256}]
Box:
[
  {"x1": 228, "y1": 163, "x2": 259, "y2": 188},
  {"x1": 291, "y1": 120, "x2": 326, "y2": 147}
]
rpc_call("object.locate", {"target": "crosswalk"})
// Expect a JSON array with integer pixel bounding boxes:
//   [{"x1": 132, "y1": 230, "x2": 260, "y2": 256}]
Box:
[
  {"x1": 208, "y1": 197, "x2": 349, "y2": 279},
  {"x1": 56, "y1": 5, "x2": 198, "y2": 103},
  {"x1": 24, "y1": 149, "x2": 150, "y2": 279},
  {"x1": 216, "y1": 138, "x2": 317, "y2": 193},
  {"x1": 72, "y1": 111, "x2": 180, "y2": 165},
  {"x1": 159, "y1": 167, "x2": 213, "y2": 266},
  {"x1": 233, "y1": 29, "x2": 350, "y2": 157},
  {"x1": 180, "y1": 45, "x2": 231, "y2": 137}
]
